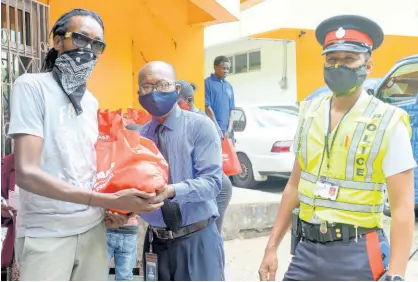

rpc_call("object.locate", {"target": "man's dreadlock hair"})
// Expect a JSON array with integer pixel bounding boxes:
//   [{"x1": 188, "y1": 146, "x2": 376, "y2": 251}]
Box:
[{"x1": 41, "y1": 8, "x2": 104, "y2": 72}]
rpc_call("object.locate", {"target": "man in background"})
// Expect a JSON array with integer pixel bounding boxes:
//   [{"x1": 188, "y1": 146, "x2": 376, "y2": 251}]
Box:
[{"x1": 205, "y1": 56, "x2": 236, "y2": 141}]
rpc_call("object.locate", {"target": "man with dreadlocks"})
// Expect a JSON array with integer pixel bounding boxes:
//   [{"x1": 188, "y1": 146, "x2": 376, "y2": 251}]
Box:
[{"x1": 8, "y1": 9, "x2": 163, "y2": 281}]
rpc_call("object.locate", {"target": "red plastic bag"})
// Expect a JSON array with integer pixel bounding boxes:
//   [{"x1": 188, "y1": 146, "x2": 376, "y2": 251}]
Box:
[
  {"x1": 222, "y1": 138, "x2": 242, "y2": 176},
  {"x1": 126, "y1": 108, "x2": 152, "y2": 125},
  {"x1": 94, "y1": 111, "x2": 168, "y2": 214},
  {"x1": 98, "y1": 109, "x2": 134, "y2": 136}
]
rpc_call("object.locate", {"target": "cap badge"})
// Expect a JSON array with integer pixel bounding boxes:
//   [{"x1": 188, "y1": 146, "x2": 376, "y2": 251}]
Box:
[{"x1": 336, "y1": 27, "x2": 346, "y2": 39}]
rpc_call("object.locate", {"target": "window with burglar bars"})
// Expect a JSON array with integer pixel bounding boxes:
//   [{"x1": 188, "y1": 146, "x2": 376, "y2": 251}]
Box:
[{"x1": 1, "y1": 0, "x2": 49, "y2": 157}]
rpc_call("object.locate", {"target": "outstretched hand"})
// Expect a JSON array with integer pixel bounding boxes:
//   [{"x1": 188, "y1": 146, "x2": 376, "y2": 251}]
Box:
[
  {"x1": 111, "y1": 189, "x2": 164, "y2": 214},
  {"x1": 148, "y1": 185, "x2": 175, "y2": 204}
]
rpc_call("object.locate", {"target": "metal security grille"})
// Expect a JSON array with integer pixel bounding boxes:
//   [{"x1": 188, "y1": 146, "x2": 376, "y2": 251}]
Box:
[{"x1": 1, "y1": 0, "x2": 49, "y2": 157}]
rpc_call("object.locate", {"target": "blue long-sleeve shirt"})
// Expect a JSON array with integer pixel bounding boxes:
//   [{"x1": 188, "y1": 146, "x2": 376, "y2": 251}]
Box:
[
  {"x1": 140, "y1": 105, "x2": 222, "y2": 227},
  {"x1": 205, "y1": 73, "x2": 235, "y2": 133}
]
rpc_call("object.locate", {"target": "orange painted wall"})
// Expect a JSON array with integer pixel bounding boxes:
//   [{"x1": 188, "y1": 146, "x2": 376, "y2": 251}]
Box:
[
  {"x1": 255, "y1": 28, "x2": 418, "y2": 101},
  {"x1": 47, "y1": 0, "x2": 205, "y2": 110},
  {"x1": 130, "y1": 0, "x2": 205, "y2": 109}
]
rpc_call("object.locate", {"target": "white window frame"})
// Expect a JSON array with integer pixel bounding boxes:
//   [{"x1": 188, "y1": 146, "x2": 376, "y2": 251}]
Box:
[
  {"x1": 227, "y1": 49, "x2": 261, "y2": 75},
  {"x1": 227, "y1": 55, "x2": 234, "y2": 74}
]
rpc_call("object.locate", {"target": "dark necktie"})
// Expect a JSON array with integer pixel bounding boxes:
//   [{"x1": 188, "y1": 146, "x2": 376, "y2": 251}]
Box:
[{"x1": 156, "y1": 124, "x2": 182, "y2": 232}]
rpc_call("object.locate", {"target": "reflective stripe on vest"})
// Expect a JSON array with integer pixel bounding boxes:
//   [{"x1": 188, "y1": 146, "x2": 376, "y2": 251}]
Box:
[
  {"x1": 300, "y1": 171, "x2": 385, "y2": 192},
  {"x1": 299, "y1": 100, "x2": 313, "y2": 169},
  {"x1": 365, "y1": 105, "x2": 396, "y2": 181},
  {"x1": 299, "y1": 99, "x2": 321, "y2": 169},
  {"x1": 345, "y1": 97, "x2": 380, "y2": 180},
  {"x1": 294, "y1": 102, "x2": 308, "y2": 163},
  {"x1": 299, "y1": 193, "x2": 384, "y2": 213}
]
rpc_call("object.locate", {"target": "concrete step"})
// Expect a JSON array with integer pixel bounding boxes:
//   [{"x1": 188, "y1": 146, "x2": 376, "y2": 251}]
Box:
[{"x1": 222, "y1": 187, "x2": 282, "y2": 241}]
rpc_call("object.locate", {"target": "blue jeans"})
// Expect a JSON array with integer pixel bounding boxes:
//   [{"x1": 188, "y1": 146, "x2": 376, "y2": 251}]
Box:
[{"x1": 107, "y1": 230, "x2": 138, "y2": 281}]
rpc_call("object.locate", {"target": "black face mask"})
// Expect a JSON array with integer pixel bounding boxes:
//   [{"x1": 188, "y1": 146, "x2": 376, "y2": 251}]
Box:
[{"x1": 324, "y1": 64, "x2": 367, "y2": 97}]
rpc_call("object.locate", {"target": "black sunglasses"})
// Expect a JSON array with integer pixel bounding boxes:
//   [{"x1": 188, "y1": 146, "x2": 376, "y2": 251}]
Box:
[{"x1": 64, "y1": 31, "x2": 106, "y2": 55}]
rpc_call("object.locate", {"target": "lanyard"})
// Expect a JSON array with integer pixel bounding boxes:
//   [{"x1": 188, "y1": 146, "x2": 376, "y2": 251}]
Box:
[{"x1": 324, "y1": 98, "x2": 355, "y2": 162}]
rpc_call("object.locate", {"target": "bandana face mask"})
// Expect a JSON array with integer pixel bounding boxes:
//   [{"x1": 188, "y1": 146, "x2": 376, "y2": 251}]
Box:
[{"x1": 52, "y1": 49, "x2": 97, "y2": 115}]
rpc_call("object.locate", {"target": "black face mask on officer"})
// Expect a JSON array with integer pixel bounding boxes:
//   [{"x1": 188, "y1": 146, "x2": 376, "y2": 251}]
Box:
[{"x1": 324, "y1": 63, "x2": 368, "y2": 97}]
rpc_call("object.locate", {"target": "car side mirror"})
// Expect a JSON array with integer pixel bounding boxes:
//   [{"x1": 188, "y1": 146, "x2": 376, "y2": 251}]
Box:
[{"x1": 367, "y1": 88, "x2": 375, "y2": 95}]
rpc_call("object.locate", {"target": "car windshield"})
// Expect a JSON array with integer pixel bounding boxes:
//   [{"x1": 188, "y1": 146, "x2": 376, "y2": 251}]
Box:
[
  {"x1": 379, "y1": 62, "x2": 418, "y2": 104},
  {"x1": 252, "y1": 106, "x2": 299, "y2": 128}
]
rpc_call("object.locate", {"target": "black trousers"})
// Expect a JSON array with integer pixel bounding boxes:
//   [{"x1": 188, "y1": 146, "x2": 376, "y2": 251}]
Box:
[
  {"x1": 283, "y1": 230, "x2": 388, "y2": 281},
  {"x1": 143, "y1": 222, "x2": 225, "y2": 281}
]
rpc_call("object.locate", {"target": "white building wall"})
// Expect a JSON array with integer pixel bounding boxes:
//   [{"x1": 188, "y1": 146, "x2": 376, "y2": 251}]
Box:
[
  {"x1": 204, "y1": 39, "x2": 297, "y2": 106},
  {"x1": 216, "y1": 0, "x2": 241, "y2": 19},
  {"x1": 205, "y1": 0, "x2": 418, "y2": 48}
]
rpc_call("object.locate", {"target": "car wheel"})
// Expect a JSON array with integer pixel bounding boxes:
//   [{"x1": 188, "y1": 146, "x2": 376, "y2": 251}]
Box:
[{"x1": 231, "y1": 153, "x2": 258, "y2": 189}]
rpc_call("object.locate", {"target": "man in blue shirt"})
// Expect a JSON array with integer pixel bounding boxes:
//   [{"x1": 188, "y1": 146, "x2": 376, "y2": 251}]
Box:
[
  {"x1": 205, "y1": 56, "x2": 236, "y2": 139},
  {"x1": 137, "y1": 61, "x2": 224, "y2": 281}
]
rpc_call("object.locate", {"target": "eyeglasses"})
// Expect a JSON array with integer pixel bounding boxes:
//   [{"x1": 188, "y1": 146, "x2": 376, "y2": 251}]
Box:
[
  {"x1": 64, "y1": 32, "x2": 106, "y2": 55},
  {"x1": 139, "y1": 81, "x2": 176, "y2": 95}
]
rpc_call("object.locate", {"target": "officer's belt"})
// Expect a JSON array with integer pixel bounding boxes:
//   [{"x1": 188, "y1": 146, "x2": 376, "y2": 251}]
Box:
[
  {"x1": 300, "y1": 220, "x2": 381, "y2": 243},
  {"x1": 150, "y1": 217, "x2": 214, "y2": 240}
]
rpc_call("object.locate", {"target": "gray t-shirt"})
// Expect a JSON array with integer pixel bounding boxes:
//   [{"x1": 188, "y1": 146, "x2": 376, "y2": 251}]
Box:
[{"x1": 8, "y1": 72, "x2": 103, "y2": 238}]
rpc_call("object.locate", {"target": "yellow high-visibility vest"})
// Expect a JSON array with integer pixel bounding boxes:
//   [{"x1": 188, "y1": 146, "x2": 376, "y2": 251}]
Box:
[{"x1": 295, "y1": 93, "x2": 411, "y2": 228}]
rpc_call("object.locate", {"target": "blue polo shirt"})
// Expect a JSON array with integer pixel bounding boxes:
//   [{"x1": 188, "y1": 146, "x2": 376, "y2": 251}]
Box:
[{"x1": 204, "y1": 73, "x2": 235, "y2": 133}]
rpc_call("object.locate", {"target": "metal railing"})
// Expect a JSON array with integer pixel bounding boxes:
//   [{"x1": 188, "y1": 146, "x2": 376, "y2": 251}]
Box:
[{"x1": 1, "y1": 0, "x2": 49, "y2": 157}]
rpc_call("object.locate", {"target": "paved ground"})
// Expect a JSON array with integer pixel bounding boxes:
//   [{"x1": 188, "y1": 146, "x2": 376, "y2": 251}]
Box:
[
  {"x1": 247, "y1": 177, "x2": 287, "y2": 194},
  {"x1": 225, "y1": 178, "x2": 418, "y2": 281}
]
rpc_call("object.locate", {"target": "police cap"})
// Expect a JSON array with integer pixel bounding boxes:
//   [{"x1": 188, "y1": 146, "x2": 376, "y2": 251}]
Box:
[{"x1": 315, "y1": 15, "x2": 384, "y2": 55}]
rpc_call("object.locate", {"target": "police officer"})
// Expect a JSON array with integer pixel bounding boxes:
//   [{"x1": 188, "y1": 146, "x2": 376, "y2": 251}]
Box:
[{"x1": 258, "y1": 15, "x2": 416, "y2": 281}]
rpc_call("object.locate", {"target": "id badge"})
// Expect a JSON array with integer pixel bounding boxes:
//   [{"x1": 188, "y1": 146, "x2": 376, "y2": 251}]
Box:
[
  {"x1": 325, "y1": 183, "x2": 339, "y2": 201},
  {"x1": 145, "y1": 252, "x2": 158, "y2": 281},
  {"x1": 314, "y1": 181, "x2": 329, "y2": 198},
  {"x1": 314, "y1": 181, "x2": 339, "y2": 201}
]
